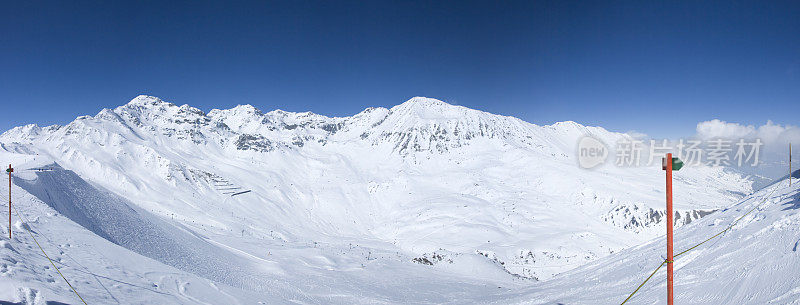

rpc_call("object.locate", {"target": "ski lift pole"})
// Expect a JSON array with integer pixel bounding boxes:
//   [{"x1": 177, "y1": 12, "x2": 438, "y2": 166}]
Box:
[{"x1": 662, "y1": 154, "x2": 682, "y2": 305}]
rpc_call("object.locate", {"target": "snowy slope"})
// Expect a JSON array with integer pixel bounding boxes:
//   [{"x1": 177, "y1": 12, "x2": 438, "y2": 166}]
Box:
[
  {"x1": 0, "y1": 154, "x2": 526, "y2": 304},
  {"x1": 0, "y1": 153, "x2": 269, "y2": 304},
  {"x1": 0, "y1": 95, "x2": 755, "y2": 303},
  {"x1": 487, "y1": 172, "x2": 800, "y2": 304}
]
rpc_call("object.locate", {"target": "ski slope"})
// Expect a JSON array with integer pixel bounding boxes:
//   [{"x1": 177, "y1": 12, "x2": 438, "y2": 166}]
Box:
[
  {"x1": 13, "y1": 164, "x2": 290, "y2": 292},
  {"x1": 488, "y1": 171, "x2": 800, "y2": 304}
]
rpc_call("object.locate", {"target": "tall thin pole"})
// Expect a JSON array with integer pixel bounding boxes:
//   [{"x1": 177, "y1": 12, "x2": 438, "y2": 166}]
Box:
[
  {"x1": 790, "y1": 143, "x2": 793, "y2": 187},
  {"x1": 665, "y1": 153, "x2": 674, "y2": 305},
  {"x1": 8, "y1": 164, "x2": 11, "y2": 239}
]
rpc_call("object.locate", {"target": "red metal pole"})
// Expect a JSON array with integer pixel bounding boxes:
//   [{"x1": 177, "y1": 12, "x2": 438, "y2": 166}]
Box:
[
  {"x1": 666, "y1": 154, "x2": 674, "y2": 305},
  {"x1": 8, "y1": 164, "x2": 11, "y2": 240}
]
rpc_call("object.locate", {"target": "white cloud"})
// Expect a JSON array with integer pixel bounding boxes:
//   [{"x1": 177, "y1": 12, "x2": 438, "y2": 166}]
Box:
[
  {"x1": 695, "y1": 120, "x2": 800, "y2": 169},
  {"x1": 696, "y1": 119, "x2": 757, "y2": 139},
  {"x1": 695, "y1": 119, "x2": 800, "y2": 149},
  {"x1": 691, "y1": 119, "x2": 800, "y2": 183}
]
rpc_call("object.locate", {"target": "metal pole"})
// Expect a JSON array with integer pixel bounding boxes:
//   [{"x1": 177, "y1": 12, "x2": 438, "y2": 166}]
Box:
[
  {"x1": 666, "y1": 154, "x2": 674, "y2": 305},
  {"x1": 790, "y1": 143, "x2": 792, "y2": 187},
  {"x1": 8, "y1": 164, "x2": 11, "y2": 240}
]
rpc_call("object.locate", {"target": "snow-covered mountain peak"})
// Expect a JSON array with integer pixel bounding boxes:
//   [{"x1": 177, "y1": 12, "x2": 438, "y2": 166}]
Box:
[
  {"x1": 95, "y1": 107, "x2": 125, "y2": 121},
  {"x1": 208, "y1": 105, "x2": 269, "y2": 135},
  {"x1": 261, "y1": 109, "x2": 330, "y2": 122},
  {"x1": 229, "y1": 104, "x2": 262, "y2": 115},
  {"x1": 395, "y1": 96, "x2": 450, "y2": 107},
  {"x1": 126, "y1": 94, "x2": 171, "y2": 107},
  {"x1": 545, "y1": 120, "x2": 608, "y2": 138},
  {"x1": 388, "y1": 97, "x2": 471, "y2": 121},
  {"x1": 115, "y1": 95, "x2": 207, "y2": 124},
  {"x1": 549, "y1": 120, "x2": 583, "y2": 129},
  {"x1": 354, "y1": 106, "x2": 388, "y2": 116},
  {"x1": 0, "y1": 124, "x2": 44, "y2": 142},
  {"x1": 207, "y1": 104, "x2": 263, "y2": 119},
  {"x1": 355, "y1": 96, "x2": 550, "y2": 154},
  {"x1": 119, "y1": 95, "x2": 206, "y2": 119}
]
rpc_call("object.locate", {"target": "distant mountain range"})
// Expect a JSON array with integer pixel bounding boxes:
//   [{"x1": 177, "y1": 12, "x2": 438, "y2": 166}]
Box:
[{"x1": 1, "y1": 95, "x2": 751, "y2": 283}]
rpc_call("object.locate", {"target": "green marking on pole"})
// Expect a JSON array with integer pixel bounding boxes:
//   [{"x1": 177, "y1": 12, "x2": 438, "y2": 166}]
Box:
[{"x1": 672, "y1": 158, "x2": 683, "y2": 171}]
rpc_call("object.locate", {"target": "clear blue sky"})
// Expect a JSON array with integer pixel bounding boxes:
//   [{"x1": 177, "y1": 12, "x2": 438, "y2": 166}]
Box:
[{"x1": 1, "y1": 1, "x2": 799, "y2": 138}]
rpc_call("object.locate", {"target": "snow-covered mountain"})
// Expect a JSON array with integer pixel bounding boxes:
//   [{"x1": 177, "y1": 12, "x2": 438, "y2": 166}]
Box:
[{"x1": 0, "y1": 95, "x2": 754, "y2": 303}]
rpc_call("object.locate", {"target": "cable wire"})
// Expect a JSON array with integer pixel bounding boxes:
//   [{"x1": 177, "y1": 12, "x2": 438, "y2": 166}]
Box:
[
  {"x1": 620, "y1": 181, "x2": 783, "y2": 304},
  {"x1": 4, "y1": 195, "x2": 88, "y2": 305}
]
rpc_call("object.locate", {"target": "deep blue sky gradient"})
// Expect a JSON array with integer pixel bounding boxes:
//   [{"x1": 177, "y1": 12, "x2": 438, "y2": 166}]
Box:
[{"x1": 1, "y1": 1, "x2": 799, "y2": 137}]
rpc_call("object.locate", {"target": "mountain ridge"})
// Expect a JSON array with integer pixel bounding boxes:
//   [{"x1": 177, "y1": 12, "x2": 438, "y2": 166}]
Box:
[{"x1": 0, "y1": 95, "x2": 752, "y2": 281}]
